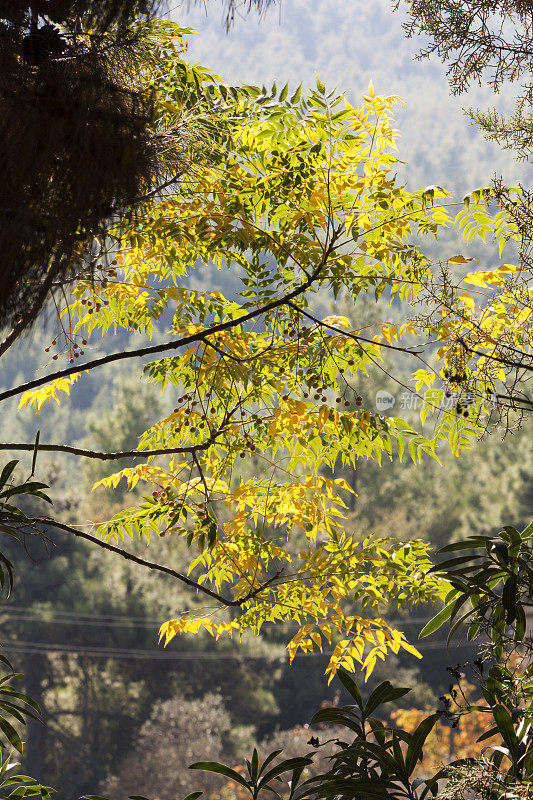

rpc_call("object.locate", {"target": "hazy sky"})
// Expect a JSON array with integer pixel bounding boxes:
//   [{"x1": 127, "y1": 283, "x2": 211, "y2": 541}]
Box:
[{"x1": 170, "y1": 0, "x2": 528, "y2": 197}]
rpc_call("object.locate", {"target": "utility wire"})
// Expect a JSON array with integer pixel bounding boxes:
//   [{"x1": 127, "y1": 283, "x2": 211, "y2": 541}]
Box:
[
  {"x1": 0, "y1": 637, "x2": 466, "y2": 661},
  {"x1": 0, "y1": 605, "x2": 436, "y2": 629}
]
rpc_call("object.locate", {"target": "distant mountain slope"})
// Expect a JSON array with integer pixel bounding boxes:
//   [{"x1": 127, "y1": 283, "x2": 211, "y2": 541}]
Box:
[{"x1": 174, "y1": 0, "x2": 526, "y2": 196}]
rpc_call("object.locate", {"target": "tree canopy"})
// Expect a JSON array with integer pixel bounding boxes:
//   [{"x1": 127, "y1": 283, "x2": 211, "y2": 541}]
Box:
[{"x1": 0, "y1": 19, "x2": 527, "y2": 688}]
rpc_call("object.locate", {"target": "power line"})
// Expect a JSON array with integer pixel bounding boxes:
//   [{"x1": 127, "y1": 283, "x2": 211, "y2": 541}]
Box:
[
  {"x1": 3, "y1": 605, "x2": 163, "y2": 622},
  {"x1": 0, "y1": 637, "x2": 461, "y2": 661},
  {"x1": 0, "y1": 605, "x2": 436, "y2": 630},
  {"x1": 1, "y1": 611, "x2": 158, "y2": 629}
]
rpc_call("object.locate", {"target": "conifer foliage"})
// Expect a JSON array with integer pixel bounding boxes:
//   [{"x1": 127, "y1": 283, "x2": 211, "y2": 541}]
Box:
[{"x1": 0, "y1": 0, "x2": 189, "y2": 342}]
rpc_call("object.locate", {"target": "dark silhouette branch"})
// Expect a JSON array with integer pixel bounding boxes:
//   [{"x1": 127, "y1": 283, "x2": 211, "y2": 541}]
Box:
[
  {"x1": 0, "y1": 442, "x2": 213, "y2": 460},
  {"x1": 0, "y1": 266, "x2": 58, "y2": 358},
  {"x1": 458, "y1": 336, "x2": 533, "y2": 373},
  {"x1": 30, "y1": 517, "x2": 282, "y2": 608},
  {"x1": 286, "y1": 301, "x2": 426, "y2": 355},
  {"x1": 0, "y1": 240, "x2": 340, "y2": 405}
]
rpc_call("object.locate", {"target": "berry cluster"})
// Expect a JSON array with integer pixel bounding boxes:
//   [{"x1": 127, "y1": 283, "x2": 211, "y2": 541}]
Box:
[{"x1": 44, "y1": 336, "x2": 87, "y2": 363}]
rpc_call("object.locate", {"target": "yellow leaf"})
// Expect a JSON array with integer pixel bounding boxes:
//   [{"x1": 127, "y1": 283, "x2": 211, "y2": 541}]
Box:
[
  {"x1": 317, "y1": 405, "x2": 330, "y2": 431},
  {"x1": 165, "y1": 287, "x2": 180, "y2": 301},
  {"x1": 381, "y1": 324, "x2": 392, "y2": 344},
  {"x1": 400, "y1": 639, "x2": 423, "y2": 659},
  {"x1": 18, "y1": 373, "x2": 82, "y2": 414},
  {"x1": 448, "y1": 255, "x2": 476, "y2": 265},
  {"x1": 322, "y1": 315, "x2": 351, "y2": 329},
  {"x1": 457, "y1": 292, "x2": 475, "y2": 311}
]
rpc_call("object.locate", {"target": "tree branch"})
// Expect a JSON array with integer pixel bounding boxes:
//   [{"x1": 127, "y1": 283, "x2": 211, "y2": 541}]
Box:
[
  {"x1": 0, "y1": 257, "x2": 332, "y2": 405},
  {"x1": 0, "y1": 442, "x2": 212, "y2": 460},
  {"x1": 0, "y1": 266, "x2": 58, "y2": 359},
  {"x1": 458, "y1": 336, "x2": 533, "y2": 373},
  {"x1": 286, "y1": 301, "x2": 426, "y2": 355},
  {"x1": 30, "y1": 517, "x2": 281, "y2": 608}
]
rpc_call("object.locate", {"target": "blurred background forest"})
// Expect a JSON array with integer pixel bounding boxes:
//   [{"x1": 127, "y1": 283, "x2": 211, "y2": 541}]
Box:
[{"x1": 0, "y1": 0, "x2": 530, "y2": 798}]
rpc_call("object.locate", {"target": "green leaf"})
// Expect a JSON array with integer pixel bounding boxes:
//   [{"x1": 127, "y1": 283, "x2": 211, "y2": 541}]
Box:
[
  {"x1": 0, "y1": 461, "x2": 18, "y2": 491},
  {"x1": 514, "y1": 603, "x2": 526, "y2": 643},
  {"x1": 81, "y1": 796, "x2": 111, "y2": 800},
  {"x1": 419, "y1": 599, "x2": 457, "y2": 638},
  {"x1": 258, "y1": 757, "x2": 313, "y2": 789},
  {"x1": 501, "y1": 525, "x2": 521, "y2": 545},
  {"x1": 0, "y1": 716, "x2": 23, "y2": 752},
  {"x1": 364, "y1": 681, "x2": 411, "y2": 717},
  {"x1": 405, "y1": 713, "x2": 441, "y2": 776},
  {"x1": 437, "y1": 538, "x2": 487, "y2": 554},
  {"x1": 477, "y1": 725, "x2": 499, "y2": 743},
  {"x1": 189, "y1": 762, "x2": 251, "y2": 791},
  {"x1": 249, "y1": 748, "x2": 258, "y2": 781},
  {"x1": 309, "y1": 707, "x2": 362, "y2": 733},
  {"x1": 502, "y1": 574, "x2": 517, "y2": 618},
  {"x1": 290, "y1": 84, "x2": 301, "y2": 104},
  {"x1": 259, "y1": 750, "x2": 283, "y2": 776},
  {"x1": 492, "y1": 704, "x2": 518, "y2": 756},
  {"x1": 31, "y1": 430, "x2": 40, "y2": 477},
  {"x1": 336, "y1": 668, "x2": 363, "y2": 709}
]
